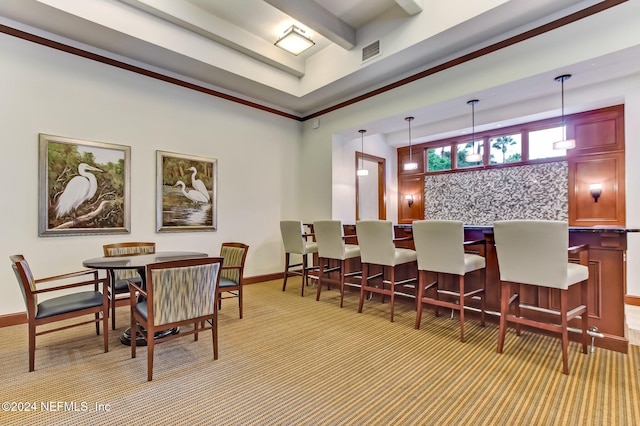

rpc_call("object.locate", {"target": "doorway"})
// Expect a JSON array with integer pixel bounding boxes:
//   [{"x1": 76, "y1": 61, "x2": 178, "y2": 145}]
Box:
[{"x1": 356, "y1": 152, "x2": 386, "y2": 220}]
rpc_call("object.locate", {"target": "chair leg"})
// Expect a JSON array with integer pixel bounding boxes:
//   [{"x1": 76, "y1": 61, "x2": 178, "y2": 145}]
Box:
[
  {"x1": 95, "y1": 312, "x2": 100, "y2": 335},
  {"x1": 131, "y1": 319, "x2": 137, "y2": 359},
  {"x1": 339, "y1": 261, "x2": 345, "y2": 308},
  {"x1": 497, "y1": 281, "x2": 509, "y2": 354},
  {"x1": 213, "y1": 315, "x2": 219, "y2": 360},
  {"x1": 111, "y1": 282, "x2": 117, "y2": 330},
  {"x1": 480, "y1": 269, "x2": 486, "y2": 327},
  {"x1": 316, "y1": 258, "x2": 325, "y2": 301},
  {"x1": 301, "y1": 254, "x2": 308, "y2": 296},
  {"x1": 282, "y1": 253, "x2": 290, "y2": 292},
  {"x1": 581, "y1": 280, "x2": 589, "y2": 354},
  {"x1": 28, "y1": 322, "x2": 36, "y2": 372},
  {"x1": 103, "y1": 311, "x2": 109, "y2": 353},
  {"x1": 560, "y1": 290, "x2": 570, "y2": 375},
  {"x1": 238, "y1": 286, "x2": 243, "y2": 319},
  {"x1": 194, "y1": 321, "x2": 199, "y2": 341},
  {"x1": 358, "y1": 264, "x2": 368, "y2": 313},
  {"x1": 434, "y1": 272, "x2": 440, "y2": 318},
  {"x1": 415, "y1": 270, "x2": 425, "y2": 329},
  {"x1": 389, "y1": 267, "x2": 395, "y2": 322},
  {"x1": 147, "y1": 338, "x2": 155, "y2": 381},
  {"x1": 459, "y1": 275, "x2": 465, "y2": 342}
]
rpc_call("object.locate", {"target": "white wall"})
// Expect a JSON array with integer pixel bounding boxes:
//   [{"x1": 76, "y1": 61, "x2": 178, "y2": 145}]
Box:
[{"x1": 0, "y1": 34, "x2": 300, "y2": 315}]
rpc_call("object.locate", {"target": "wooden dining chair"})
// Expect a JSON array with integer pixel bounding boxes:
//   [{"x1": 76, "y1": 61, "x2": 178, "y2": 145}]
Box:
[
  {"x1": 217, "y1": 242, "x2": 249, "y2": 319},
  {"x1": 10, "y1": 254, "x2": 109, "y2": 372},
  {"x1": 129, "y1": 256, "x2": 223, "y2": 381},
  {"x1": 103, "y1": 242, "x2": 156, "y2": 330}
]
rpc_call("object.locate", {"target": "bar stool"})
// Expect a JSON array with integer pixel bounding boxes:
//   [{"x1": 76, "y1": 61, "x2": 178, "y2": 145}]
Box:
[
  {"x1": 493, "y1": 220, "x2": 589, "y2": 375},
  {"x1": 313, "y1": 220, "x2": 362, "y2": 307},
  {"x1": 356, "y1": 220, "x2": 417, "y2": 322},
  {"x1": 280, "y1": 220, "x2": 318, "y2": 296},
  {"x1": 412, "y1": 220, "x2": 486, "y2": 342}
]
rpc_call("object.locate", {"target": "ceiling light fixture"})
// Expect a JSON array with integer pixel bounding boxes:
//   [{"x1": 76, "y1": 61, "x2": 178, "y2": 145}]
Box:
[
  {"x1": 465, "y1": 99, "x2": 482, "y2": 163},
  {"x1": 357, "y1": 129, "x2": 368, "y2": 176},
  {"x1": 275, "y1": 25, "x2": 315, "y2": 55},
  {"x1": 403, "y1": 116, "x2": 418, "y2": 171},
  {"x1": 552, "y1": 74, "x2": 576, "y2": 150}
]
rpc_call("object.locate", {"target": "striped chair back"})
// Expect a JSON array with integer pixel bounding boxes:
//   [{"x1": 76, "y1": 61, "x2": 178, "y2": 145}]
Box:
[
  {"x1": 103, "y1": 242, "x2": 156, "y2": 281},
  {"x1": 147, "y1": 257, "x2": 222, "y2": 326},
  {"x1": 220, "y1": 243, "x2": 249, "y2": 285}
]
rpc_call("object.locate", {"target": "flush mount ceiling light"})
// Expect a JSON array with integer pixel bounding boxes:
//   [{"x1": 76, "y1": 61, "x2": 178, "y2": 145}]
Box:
[
  {"x1": 553, "y1": 74, "x2": 576, "y2": 150},
  {"x1": 403, "y1": 116, "x2": 418, "y2": 171},
  {"x1": 275, "y1": 25, "x2": 315, "y2": 55},
  {"x1": 357, "y1": 129, "x2": 368, "y2": 176},
  {"x1": 465, "y1": 99, "x2": 482, "y2": 163}
]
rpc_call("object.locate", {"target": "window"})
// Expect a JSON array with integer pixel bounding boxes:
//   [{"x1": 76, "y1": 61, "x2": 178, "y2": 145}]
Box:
[
  {"x1": 529, "y1": 126, "x2": 567, "y2": 160},
  {"x1": 489, "y1": 134, "x2": 521, "y2": 164},
  {"x1": 456, "y1": 140, "x2": 483, "y2": 168},
  {"x1": 427, "y1": 146, "x2": 451, "y2": 171}
]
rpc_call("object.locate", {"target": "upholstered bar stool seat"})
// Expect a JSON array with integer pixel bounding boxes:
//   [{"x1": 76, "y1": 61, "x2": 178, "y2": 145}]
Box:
[
  {"x1": 280, "y1": 220, "x2": 319, "y2": 296},
  {"x1": 356, "y1": 220, "x2": 417, "y2": 322},
  {"x1": 493, "y1": 220, "x2": 589, "y2": 375},
  {"x1": 412, "y1": 220, "x2": 486, "y2": 342},
  {"x1": 313, "y1": 220, "x2": 362, "y2": 307}
]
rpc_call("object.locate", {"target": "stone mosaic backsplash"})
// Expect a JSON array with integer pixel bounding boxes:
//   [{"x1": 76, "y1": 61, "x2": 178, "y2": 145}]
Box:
[{"x1": 424, "y1": 161, "x2": 568, "y2": 225}]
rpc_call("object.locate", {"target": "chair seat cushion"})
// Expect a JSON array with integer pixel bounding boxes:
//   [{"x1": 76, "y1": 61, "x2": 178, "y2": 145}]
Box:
[
  {"x1": 566, "y1": 263, "x2": 589, "y2": 287},
  {"x1": 136, "y1": 301, "x2": 148, "y2": 320},
  {"x1": 114, "y1": 276, "x2": 142, "y2": 292},
  {"x1": 393, "y1": 248, "x2": 417, "y2": 266},
  {"x1": 343, "y1": 244, "x2": 361, "y2": 260},
  {"x1": 219, "y1": 277, "x2": 239, "y2": 288},
  {"x1": 464, "y1": 253, "x2": 486, "y2": 273},
  {"x1": 36, "y1": 291, "x2": 104, "y2": 319},
  {"x1": 304, "y1": 241, "x2": 318, "y2": 254}
]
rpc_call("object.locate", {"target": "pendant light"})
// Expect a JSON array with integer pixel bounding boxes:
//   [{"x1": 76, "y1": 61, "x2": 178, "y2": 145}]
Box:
[
  {"x1": 552, "y1": 74, "x2": 576, "y2": 150},
  {"x1": 403, "y1": 116, "x2": 418, "y2": 171},
  {"x1": 357, "y1": 129, "x2": 368, "y2": 176},
  {"x1": 465, "y1": 99, "x2": 482, "y2": 163}
]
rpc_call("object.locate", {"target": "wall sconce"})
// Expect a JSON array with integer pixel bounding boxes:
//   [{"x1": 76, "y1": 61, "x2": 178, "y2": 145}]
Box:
[
  {"x1": 275, "y1": 25, "x2": 315, "y2": 55},
  {"x1": 405, "y1": 194, "x2": 414, "y2": 207},
  {"x1": 590, "y1": 183, "x2": 602, "y2": 203}
]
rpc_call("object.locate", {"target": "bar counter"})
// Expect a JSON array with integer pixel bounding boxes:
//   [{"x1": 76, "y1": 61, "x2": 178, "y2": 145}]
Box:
[{"x1": 342, "y1": 224, "x2": 631, "y2": 353}]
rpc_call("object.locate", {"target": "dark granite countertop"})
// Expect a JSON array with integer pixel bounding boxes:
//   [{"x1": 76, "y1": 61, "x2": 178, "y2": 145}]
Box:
[{"x1": 396, "y1": 224, "x2": 639, "y2": 233}]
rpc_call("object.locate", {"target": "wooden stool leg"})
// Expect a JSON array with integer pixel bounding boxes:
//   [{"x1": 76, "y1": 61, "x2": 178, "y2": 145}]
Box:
[
  {"x1": 459, "y1": 275, "x2": 465, "y2": 342},
  {"x1": 497, "y1": 281, "x2": 509, "y2": 353},
  {"x1": 561, "y1": 290, "x2": 570, "y2": 375}
]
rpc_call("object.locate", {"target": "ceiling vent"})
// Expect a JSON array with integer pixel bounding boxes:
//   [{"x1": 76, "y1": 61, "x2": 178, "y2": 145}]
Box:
[{"x1": 362, "y1": 40, "x2": 381, "y2": 63}]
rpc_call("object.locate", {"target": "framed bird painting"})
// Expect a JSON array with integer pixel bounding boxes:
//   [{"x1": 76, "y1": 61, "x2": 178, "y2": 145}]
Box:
[
  {"x1": 156, "y1": 150, "x2": 218, "y2": 232},
  {"x1": 38, "y1": 134, "x2": 131, "y2": 236}
]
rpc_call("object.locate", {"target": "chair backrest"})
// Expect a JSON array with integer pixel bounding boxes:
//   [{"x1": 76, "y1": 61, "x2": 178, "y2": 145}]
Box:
[
  {"x1": 313, "y1": 220, "x2": 346, "y2": 260},
  {"x1": 493, "y1": 220, "x2": 569, "y2": 289},
  {"x1": 10, "y1": 255, "x2": 37, "y2": 316},
  {"x1": 145, "y1": 257, "x2": 222, "y2": 327},
  {"x1": 103, "y1": 242, "x2": 156, "y2": 281},
  {"x1": 356, "y1": 220, "x2": 396, "y2": 266},
  {"x1": 219, "y1": 242, "x2": 249, "y2": 284},
  {"x1": 280, "y1": 221, "x2": 307, "y2": 255},
  {"x1": 413, "y1": 220, "x2": 466, "y2": 275},
  {"x1": 103, "y1": 242, "x2": 156, "y2": 257}
]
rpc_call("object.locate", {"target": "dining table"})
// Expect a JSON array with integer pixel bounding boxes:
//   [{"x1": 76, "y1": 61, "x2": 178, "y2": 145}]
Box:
[{"x1": 82, "y1": 251, "x2": 209, "y2": 346}]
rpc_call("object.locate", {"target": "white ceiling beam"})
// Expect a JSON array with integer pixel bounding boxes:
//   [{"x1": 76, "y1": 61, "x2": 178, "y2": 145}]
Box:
[
  {"x1": 264, "y1": 0, "x2": 356, "y2": 50},
  {"x1": 395, "y1": 0, "x2": 422, "y2": 16},
  {"x1": 120, "y1": 0, "x2": 306, "y2": 77}
]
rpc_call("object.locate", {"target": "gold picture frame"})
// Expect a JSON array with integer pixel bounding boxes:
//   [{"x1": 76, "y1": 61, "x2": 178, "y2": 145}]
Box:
[
  {"x1": 156, "y1": 150, "x2": 218, "y2": 232},
  {"x1": 38, "y1": 134, "x2": 131, "y2": 236}
]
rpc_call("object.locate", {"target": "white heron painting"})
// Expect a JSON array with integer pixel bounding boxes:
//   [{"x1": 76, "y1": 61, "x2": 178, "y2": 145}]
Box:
[
  {"x1": 39, "y1": 134, "x2": 131, "y2": 236},
  {"x1": 157, "y1": 150, "x2": 217, "y2": 232}
]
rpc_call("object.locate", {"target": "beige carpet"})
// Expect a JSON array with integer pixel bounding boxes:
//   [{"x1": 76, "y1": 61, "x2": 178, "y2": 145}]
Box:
[{"x1": 1, "y1": 279, "x2": 639, "y2": 425}]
